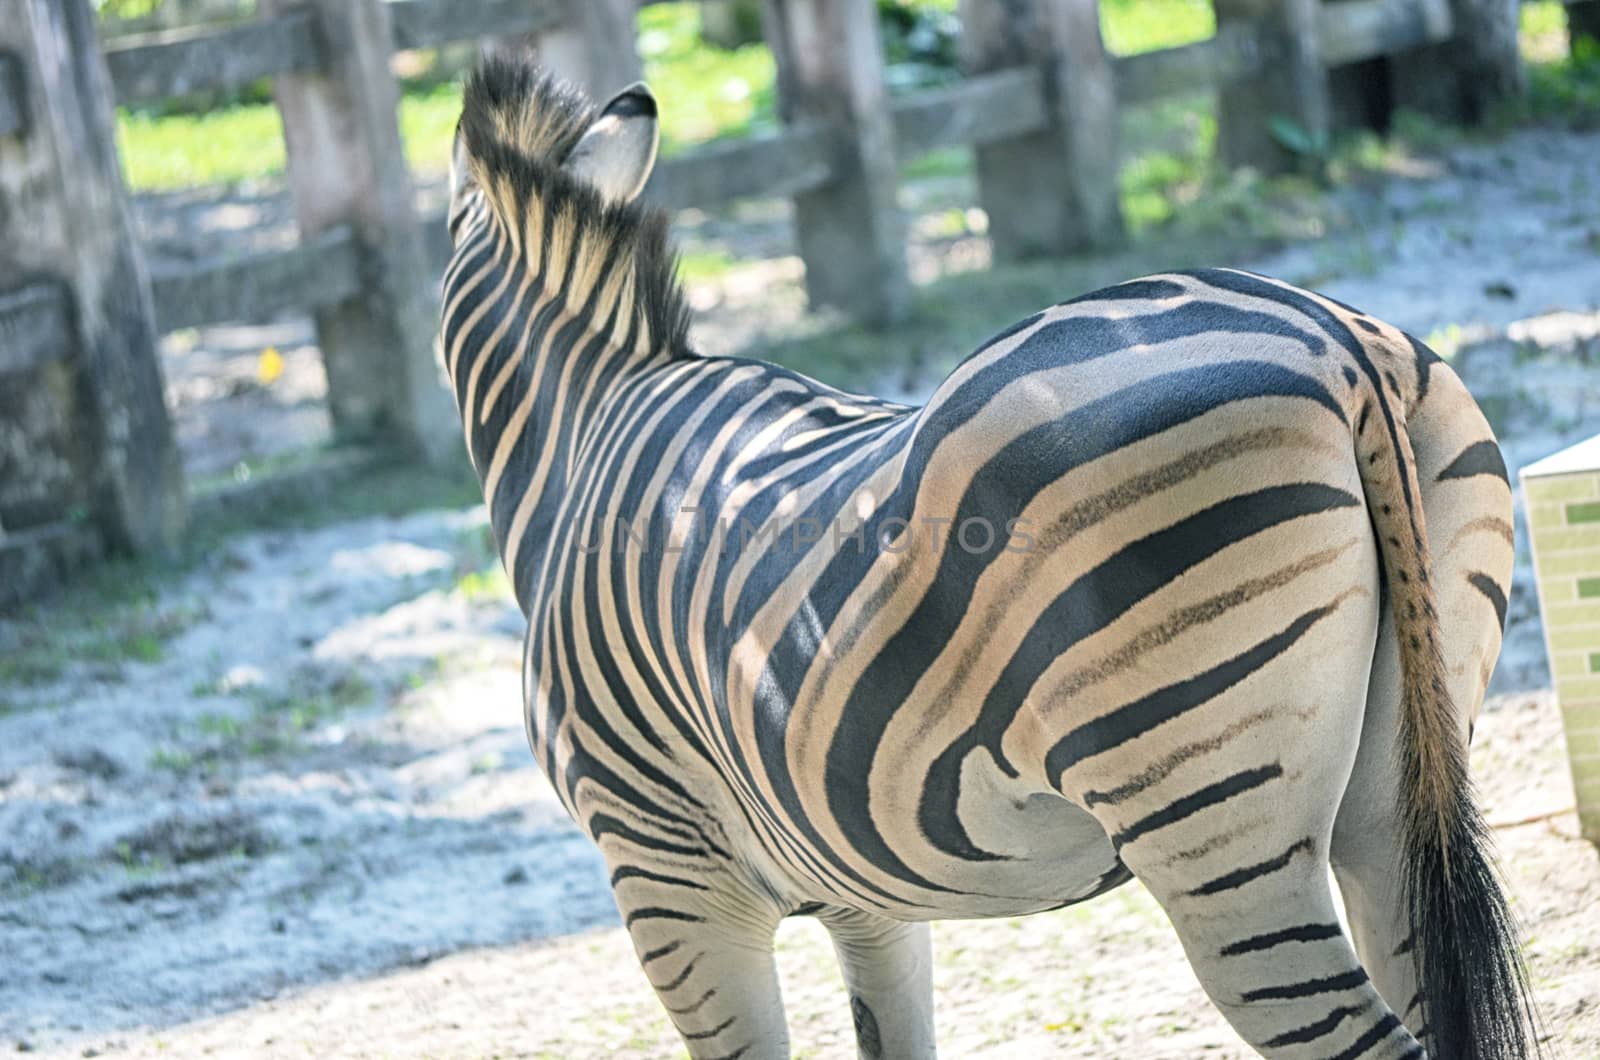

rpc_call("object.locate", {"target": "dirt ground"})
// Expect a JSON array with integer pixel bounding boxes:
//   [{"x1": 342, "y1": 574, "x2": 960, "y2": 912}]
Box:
[{"x1": 3, "y1": 126, "x2": 1600, "y2": 1057}]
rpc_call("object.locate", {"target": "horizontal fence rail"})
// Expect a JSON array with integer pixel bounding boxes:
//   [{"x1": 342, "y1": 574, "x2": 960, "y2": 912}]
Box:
[
  {"x1": 148, "y1": 227, "x2": 362, "y2": 333},
  {"x1": 1319, "y1": 0, "x2": 1453, "y2": 66},
  {"x1": 1113, "y1": 22, "x2": 1265, "y2": 103},
  {"x1": 104, "y1": 11, "x2": 320, "y2": 104},
  {"x1": 387, "y1": 0, "x2": 565, "y2": 51},
  {"x1": 649, "y1": 124, "x2": 838, "y2": 211},
  {"x1": 104, "y1": 1, "x2": 568, "y2": 105},
  {"x1": 890, "y1": 67, "x2": 1051, "y2": 154}
]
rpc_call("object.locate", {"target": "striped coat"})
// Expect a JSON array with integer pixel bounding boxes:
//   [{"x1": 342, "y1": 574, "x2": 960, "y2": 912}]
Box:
[{"x1": 441, "y1": 59, "x2": 1540, "y2": 1060}]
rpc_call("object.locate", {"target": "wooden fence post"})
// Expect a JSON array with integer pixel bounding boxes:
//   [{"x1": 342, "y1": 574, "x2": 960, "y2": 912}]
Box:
[
  {"x1": 762, "y1": 0, "x2": 909, "y2": 326},
  {"x1": 263, "y1": 0, "x2": 460, "y2": 466},
  {"x1": 531, "y1": 0, "x2": 643, "y2": 97},
  {"x1": 1214, "y1": 0, "x2": 1328, "y2": 174},
  {"x1": 0, "y1": 0, "x2": 185, "y2": 555},
  {"x1": 959, "y1": 0, "x2": 1124, "y2": 259},
  {"x1": 1392, "y1": 0, "x2": 1522, "y2": 123}
]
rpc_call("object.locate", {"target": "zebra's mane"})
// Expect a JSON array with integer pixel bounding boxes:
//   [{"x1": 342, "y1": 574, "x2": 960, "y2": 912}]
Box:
[{"x1": 458, "y1": 57, "x2": 692, "y2": 358}]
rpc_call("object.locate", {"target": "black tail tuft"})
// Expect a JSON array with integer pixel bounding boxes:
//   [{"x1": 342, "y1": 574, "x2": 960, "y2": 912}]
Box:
[{"x1": 1404, "y1": 784, "x2": 1544, "y2": 1060}]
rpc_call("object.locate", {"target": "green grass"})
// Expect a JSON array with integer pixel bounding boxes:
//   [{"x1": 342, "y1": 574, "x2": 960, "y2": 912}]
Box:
[
  {"x1": 118, "y1": 102, "x2": 286, "y2": 190},
  {"x1": 1522, "y1": 0, "x2": 1572, "y2": 55},
  {"x1": 117, "y1": 84, "x2": 471, "y2": 189},
  {"x1": 1098, "y1": 0, "x2": 1214, "y2": 56}
]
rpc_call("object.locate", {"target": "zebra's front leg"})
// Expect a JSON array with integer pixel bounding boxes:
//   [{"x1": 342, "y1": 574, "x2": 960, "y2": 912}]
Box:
[
  {"x1": 614, "y1": 869, "x2": 791, "y2": 1059},
  {"x1": 817, "y1": 908, "x2": 936, "y2": 1059}
]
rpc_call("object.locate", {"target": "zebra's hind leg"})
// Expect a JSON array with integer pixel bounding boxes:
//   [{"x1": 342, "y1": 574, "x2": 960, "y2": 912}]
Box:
[
  {"x1": 1126, "y1": 840, "x2": 1420, "y2": 1058},
  {"x1": 613, "y1": 873, "x2": 791, "y2": 1059},
  {"x1": 1331, "y1": 605, "x2": 1426, "y2": 1041},
  {"x1": 816, "y1": 907, "x2": 936, "y2": 1059},
  {"x1": 1331, "y1": 827, "x2": 1425, "y2": 1046},
  {"x1": 1060, "y1": 581, "x2": 1420, "y2": 1055}
]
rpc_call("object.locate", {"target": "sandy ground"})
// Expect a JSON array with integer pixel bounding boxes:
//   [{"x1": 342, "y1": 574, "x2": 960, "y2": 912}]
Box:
[{"x1": 3, "y1": 126, "x2": 1600, "y2": 1056}]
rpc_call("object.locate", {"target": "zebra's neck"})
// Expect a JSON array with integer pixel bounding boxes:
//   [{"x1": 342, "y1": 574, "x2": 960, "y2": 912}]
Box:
[{"x1": 442, "y1": 192, "x2": 683, "y2": 609}]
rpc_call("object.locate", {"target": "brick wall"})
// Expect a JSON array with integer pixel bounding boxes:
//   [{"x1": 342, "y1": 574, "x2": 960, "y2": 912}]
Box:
[{"x1": 1524, "y1": 443, "x2": 1600, "y2": 845}]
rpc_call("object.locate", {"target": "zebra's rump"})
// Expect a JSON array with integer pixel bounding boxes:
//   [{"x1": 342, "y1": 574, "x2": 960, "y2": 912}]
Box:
[{"x1": 520, "y1": 269, "x2": 1397, "y2": 917}]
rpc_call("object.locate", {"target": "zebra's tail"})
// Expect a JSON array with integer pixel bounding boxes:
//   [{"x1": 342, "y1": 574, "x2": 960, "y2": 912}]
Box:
[{"x1": 1353, "y1": 368, "x2": 1542, "y2": 1060}]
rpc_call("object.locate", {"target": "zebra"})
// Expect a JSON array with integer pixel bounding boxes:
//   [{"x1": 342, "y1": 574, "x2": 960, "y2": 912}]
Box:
[{"x1": 440, "y1": 56, "x2": 1541, "y2": 1059}]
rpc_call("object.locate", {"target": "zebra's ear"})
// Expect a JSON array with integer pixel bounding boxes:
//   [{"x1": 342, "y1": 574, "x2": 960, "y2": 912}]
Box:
[{"x1": 564, "y1": 82, "x2": 659, "y2": 206}]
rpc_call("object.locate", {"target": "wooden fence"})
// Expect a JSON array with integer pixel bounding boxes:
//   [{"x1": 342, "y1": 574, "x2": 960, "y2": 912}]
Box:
[{"x1": 1, "y1": 0, "x2": 1595, "y2": 606}]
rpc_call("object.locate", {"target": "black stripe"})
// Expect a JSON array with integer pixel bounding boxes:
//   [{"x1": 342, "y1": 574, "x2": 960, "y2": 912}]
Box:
[
  {"x1": 1220, "y1": 920, "x2": 1343, "y2": 957},
  {"x1": 1084, "y1": 707, "x2": 1279, "y2": 807},
  {"x1": 1263, "y1": 1004, "x2": 1366, "y2": 1047},
  {"x1": 1327, "y1": 1013, "x2": 1404, "y2": 1060},
  {"x1": 1111, "y1": 764, "x2": 1284, "y2": 851},
  {"x1": 1436, "y1": 440, "x2": 1509, "y2": 485},
  {"x1": 610, "y1": 865, "x2": 713, "y2": 892},
  {"x1": 1049, "y1": 602, "x2": 1342, "y2": 784},
  {"x1": 1060, "y1": 278, "x2": 1187, "y2": 305},
  {"x1": 666, "y1": 988, "x2": 717, "y2": 1016},
  {"x1": 624, "y1": 906, "x2": 706, "y2": 927},
  {"x1": 1189, "y1": 837, "x2": 1314, "y2": 897},
  {"x1": 1240, "y1": 967, "x2": 1368, "y2": 1002},
  {"x1": 641, "y1": 941, "x2": 682, "y2": 965},
  {"x1": 683, "y1": 1016, "x2": 737, "y2": 1041},
  {"x1": 655, "y1": 954, "x2": 702, "y2": 993},
  {"x1": 1405, "y1": 332, "x2": 1440, "y2": 402},
  {"x1": 1468, "y1": 571, "x2": 1508, "y2": 630},
  {"x1": 589, "y1": 814, "x2": 710, "y2": 860}
]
